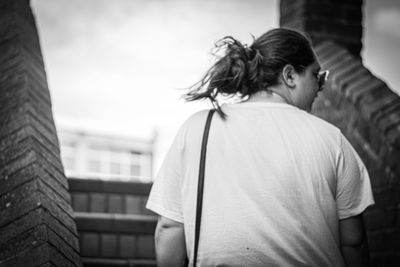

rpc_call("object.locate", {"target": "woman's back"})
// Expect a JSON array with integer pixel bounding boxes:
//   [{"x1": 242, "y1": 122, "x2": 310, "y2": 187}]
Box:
[
  {"x1": 178, "y1": 102, "x2": 344, "y2": 266},
  {"x1": 146, "y1": 28, "x2": 374, "y2": 267}
]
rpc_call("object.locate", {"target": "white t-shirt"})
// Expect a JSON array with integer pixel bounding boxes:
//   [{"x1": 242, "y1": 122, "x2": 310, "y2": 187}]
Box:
[{"x1": 146, "y1": 102, "x2": 374, "y2": 267}]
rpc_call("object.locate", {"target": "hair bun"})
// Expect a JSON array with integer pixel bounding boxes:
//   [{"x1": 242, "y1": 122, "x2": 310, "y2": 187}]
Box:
[{"x1": 244, "y1": 45, "x2": 255, "y2": 61}]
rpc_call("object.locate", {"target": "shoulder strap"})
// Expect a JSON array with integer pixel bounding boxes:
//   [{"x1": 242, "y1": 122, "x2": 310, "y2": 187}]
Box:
[{"x1": 193, "y1": 109, "x2": 215, "y2": 267}]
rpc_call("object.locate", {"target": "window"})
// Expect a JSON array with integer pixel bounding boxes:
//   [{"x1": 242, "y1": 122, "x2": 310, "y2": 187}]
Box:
[
  {"x1": 88, "y1": 159, "x2": 101, "y2": 173},
  {"x1": 130, "y1": 163, "x2": 141, "y2": 177},
  {"x1": 110, "y1": 161, "x2": 121, "y2": 175}
]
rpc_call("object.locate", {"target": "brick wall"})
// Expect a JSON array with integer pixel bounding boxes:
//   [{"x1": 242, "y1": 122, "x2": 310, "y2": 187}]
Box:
[
  {"x1": 280, "y1": 0, "x2": 363, "y2": 57},
  {"x1": 280, "y1": 0, "x2": 400, "y2": 266},
  {"x1": 0, "y1": 0, "x2": 81, "y2": 266}
]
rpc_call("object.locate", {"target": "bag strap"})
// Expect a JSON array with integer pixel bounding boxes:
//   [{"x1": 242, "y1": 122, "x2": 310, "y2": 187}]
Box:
[{"x1": 193, "y1": 109, "x2": 215, "y2": 267}]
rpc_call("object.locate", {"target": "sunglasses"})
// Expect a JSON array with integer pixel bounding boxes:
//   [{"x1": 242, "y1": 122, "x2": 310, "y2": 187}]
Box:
[{"x1": 317, "y1": 70, "x2": 329, "y2": 91}]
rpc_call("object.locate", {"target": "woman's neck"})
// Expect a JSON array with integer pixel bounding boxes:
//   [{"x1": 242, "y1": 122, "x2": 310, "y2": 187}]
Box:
[{"x1": 246, "y1": 90, "x2": 288, "y2": 104}]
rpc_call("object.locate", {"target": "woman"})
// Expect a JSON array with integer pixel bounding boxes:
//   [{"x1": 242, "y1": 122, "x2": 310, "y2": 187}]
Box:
[{"x1": 146, "y1": 28, "x2": 374, "y2": 266}]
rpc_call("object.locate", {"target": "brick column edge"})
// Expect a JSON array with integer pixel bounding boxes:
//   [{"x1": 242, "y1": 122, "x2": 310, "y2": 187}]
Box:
[{"x1": 0, "y1": 0, "x2": 82, "y2": 266}]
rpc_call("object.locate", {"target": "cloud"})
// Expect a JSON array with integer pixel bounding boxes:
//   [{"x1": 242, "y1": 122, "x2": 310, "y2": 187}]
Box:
[{"x1": 372, "y1": 8, "x2": 400, "y2": 40}]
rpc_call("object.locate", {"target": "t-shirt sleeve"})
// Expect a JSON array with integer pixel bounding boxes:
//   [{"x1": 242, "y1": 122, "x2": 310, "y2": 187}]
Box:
[
  {"x1": 145, "y1": 125, "x2": 185, "y2": 223},
  {"x1": 335, "y1": 134, "x2": 375, "y2": 220}
]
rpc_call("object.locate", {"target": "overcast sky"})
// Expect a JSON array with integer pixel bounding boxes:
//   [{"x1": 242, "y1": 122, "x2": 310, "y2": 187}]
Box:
[{"x1": 30, "y1": 0, "x2": 400, "y2": 175}]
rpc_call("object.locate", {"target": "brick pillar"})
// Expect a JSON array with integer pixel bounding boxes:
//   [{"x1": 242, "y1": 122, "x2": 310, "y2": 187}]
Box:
[
  {"x1": 0, "y1": 0, "x2": 81, "y2": 266},
  {"x1": 280, "y1": 0, "x2": 363, "y2": 57},
  {"x1": 280, "y1": 0, "x2": 400, "y2": 266}
]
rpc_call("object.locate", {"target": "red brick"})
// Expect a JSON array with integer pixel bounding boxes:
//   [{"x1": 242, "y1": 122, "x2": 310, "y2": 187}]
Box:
[
  {"x1": 48, "y1": 244, "x2": 80, "y2": 267},
  {"x1": 304, "y1": 3, "x2": 339, "y2": 21},
  {"x1": 26, "y1": 69, "x2": 52, "y2": 105},
  {"x1": 371, "y1": 102, "x2": 400, "y2": 130},
  {"x1": 313, "y1": 33, "x2": 362, "y2": 56},
  {"x1": 36, "y1": 177, "x2": 74, "y2": 217},
  {"x1": 0, "y1": 223, "x2": 47, "y2": 262},
  {"x1": 350, "y1": 78, "x2": 384, "y2": 105},
  {"x1": 38, "y1": 263, "x2": 57, "y2": 267},
  {"x1": 343, "y1": 5, "x2": 362, "y2": 22},
  {"x1": 320, "y1": 48, "x2": 349, "y2": 70},
  {"x1": 27, "y1": 94, "x2": 55, "y2": 127},
  {"x1": 21, "y1": 42, "x2": 46, "y2": 73},
  {"x1": 282, "y1": 20, "x2": 305, "y2": 33},
  {"x1": 368, "y1": 228, "x2": 400, "y2": 252},
  {"x1": 352, "y1": 129, "x2": 381, "y2": 166},
  {"x1": 38, "y1": 192, "x2": 78, "y2": 234},
  {"x1": 371, "y1": 252, "x2": 400, "y2": 267},
  {"x1": 28, "y1": 107, "x2": 59, "y2": 147},
  {"x1": 35, "y1": 154, "x2": 68, "y2": 188},
  {"x1": 0, "y1": 203, "x2": 41, "y2": 244},
  {"x1": 331, "y1": 60, "x2": 363, "y2": 93},
  {"x1": 341, "y1": 68, "x2": 372, "y2": 98},
  {"x1": 372, "y1": 185, "x2": 400, "y2": 208},
  {"x1": 344, "y1": 77, "x2": 372, "y2": 102},
  {"x1": 368, "y1": 167, "x2": 389, "y2": 189},
  {"x1": 315, "y1": 42, "x2": 340, "y2": 62},
  {"x1": 20, "y1": 49, "x2": 46, "y2": 82},
  {"x1": 47, "y1": 228, "x2": 81, "y2": 265},
  {"x1": 386, "y1": 125, "x2": 400, "y2": 149},
  {"x1": 375, "y1": 102, "x2": 400, "y2": 126},
  {"x1": 367, "y1": 124, "x2": 385, "y2": 157},
  {"x1": 0, "y1": 103, "x2": 29, "y2": 139},
  {"x1": 0, "y1": 78, "x2": 26, "y2": 109},
  {"x1": 0, "y1": 35, "x2": 20, "y2": 62},
  {"x1": 382, "y1": 146, "x2": 400, "y2": 169},
  {"x1": 42, "y1": 209, "x2": 79, "y2": 251},
  {"x1": 0, "y1": 180, "x2": 74, "y2": 230},
  {"x1": 364, "y1": 205, "x2": 397, "y2": 231},
  {"x1": 1, "y1": 242, "x2": 49, "y2": 267},
  {"x1": 0, "y1": 136, "x2": 33, "y2": 169},
  {"x1": 0, "y1": 206, "x2": 78, "y2": 254},
  {"x1": 36, "y1": 164, "x2": 70, "y2": 202},
  {"x1": 0, "y1": 59, "x2": 24, "y2": 86},
  {"x1": 279, "y1": 0, "x2": 304, "y2": 18},
  {"x1": 0, "y1": 150, "x2": 36, "y2": 180},
  {"x1": 0, "y1": 126, "x2": 28, "y2": 156},
  {"x1": 0, "y1": 0, "x2": 36, "y2": 24},
  {"x1": 29, "y1": 136, "x2": 63, "y2": 172}
]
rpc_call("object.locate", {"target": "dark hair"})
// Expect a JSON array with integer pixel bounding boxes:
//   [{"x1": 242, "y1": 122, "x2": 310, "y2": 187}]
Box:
[{"x1": 184, "y1": 28, "x2": 316, "y2": 119}]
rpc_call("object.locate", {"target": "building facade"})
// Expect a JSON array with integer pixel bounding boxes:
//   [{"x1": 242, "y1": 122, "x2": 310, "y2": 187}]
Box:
[{"x1": 58, "y1": 127, "x2": 156, "y2": 182}]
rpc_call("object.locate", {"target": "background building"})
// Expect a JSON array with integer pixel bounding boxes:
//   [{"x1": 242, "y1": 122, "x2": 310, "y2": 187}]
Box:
[{"x1": 58, "y1": 126, "x2": 156, "y2": 182}]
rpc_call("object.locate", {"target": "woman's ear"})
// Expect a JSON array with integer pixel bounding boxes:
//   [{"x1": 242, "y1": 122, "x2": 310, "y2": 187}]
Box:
[{"x1": 281, "y1": 64, "x2": 296, "y2": 89}]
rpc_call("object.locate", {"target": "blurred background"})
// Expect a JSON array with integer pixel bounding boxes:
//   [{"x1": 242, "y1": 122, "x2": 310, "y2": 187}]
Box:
[{"x1": 30, "y1": 0, "x2": 400, "y2": 182}]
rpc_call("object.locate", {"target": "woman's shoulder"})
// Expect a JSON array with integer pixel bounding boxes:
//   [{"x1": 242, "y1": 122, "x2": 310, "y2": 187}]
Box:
[
  {"x1": 301, "y1": 111, "x2": 343, "y2": 146},
  {"x1": 307, "y1": 112, "x2": 340, "y2": 133},
  {"x1": 177, "y1": 109, "x2": 212, "y2": 135}
]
